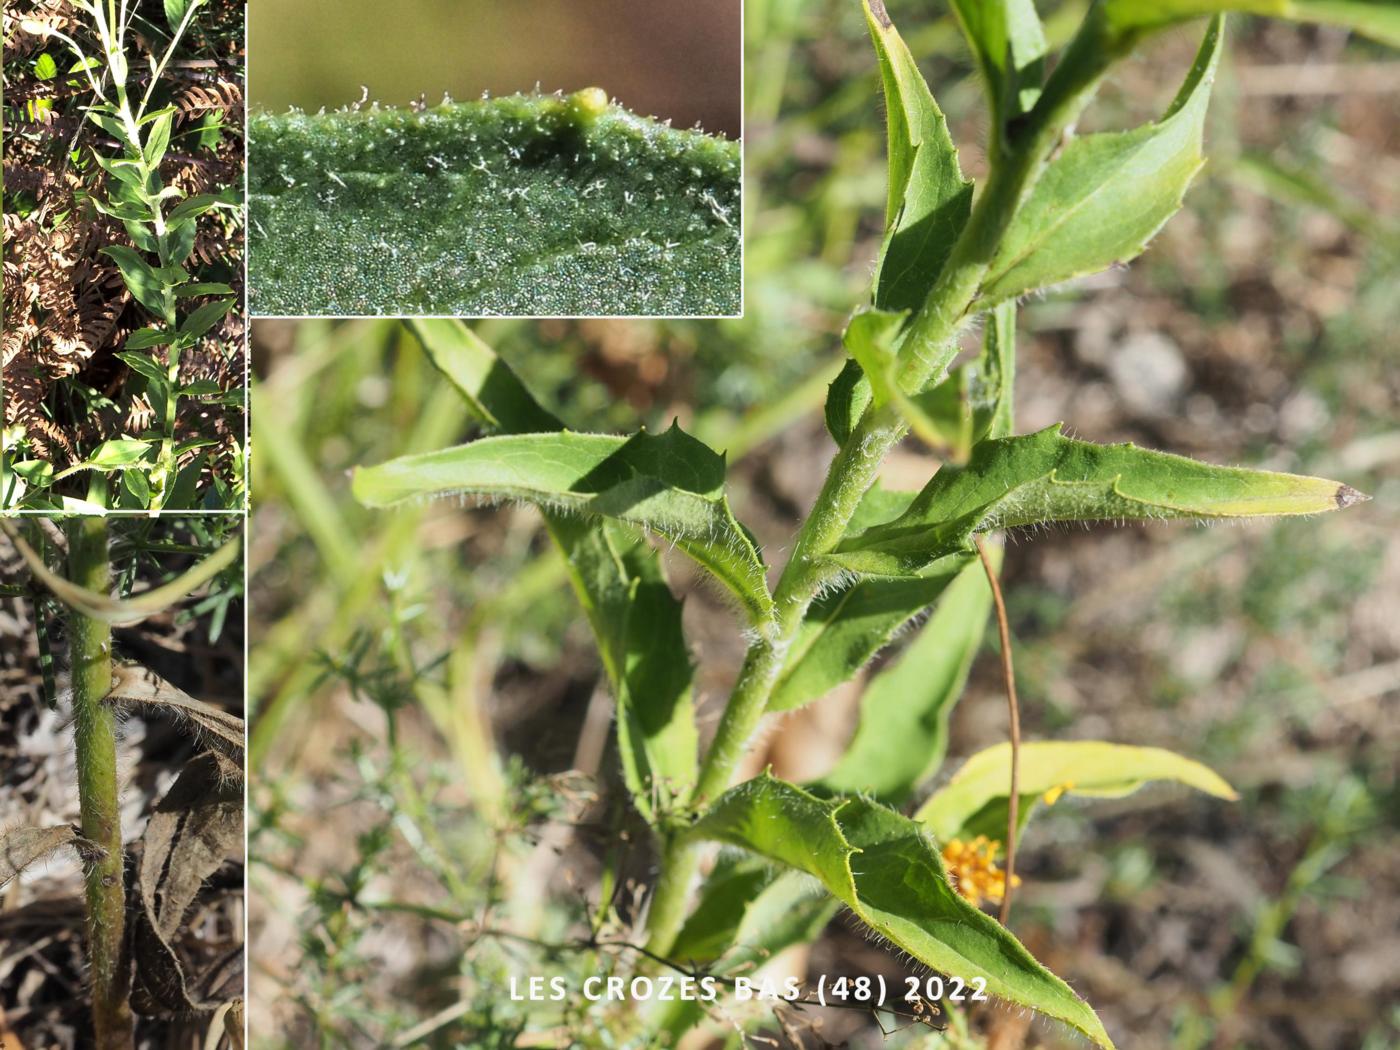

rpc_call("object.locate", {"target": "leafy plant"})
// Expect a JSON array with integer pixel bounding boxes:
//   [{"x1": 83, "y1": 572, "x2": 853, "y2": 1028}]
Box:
[
  {"x1": 331, "y1": 2, "x2": 1380, "y2": 1046},
  {"x1": 247, "y1": 91, "x2": 741, "y2": 317},
  {"x1": 0, "y1": 518, "x2": 244, "y2": 1050},
  {"x1": 2, "y1": 0, "x2": 244, "y2": 512}
]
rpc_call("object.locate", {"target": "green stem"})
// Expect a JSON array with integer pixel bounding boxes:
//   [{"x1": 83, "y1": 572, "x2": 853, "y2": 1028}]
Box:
[
  {"x1": 66, "y1": 518, "x2": 134, "y2": 1050},
  {"x1": 646, "y1": 12, "x2": 1122, "y2": 957}
]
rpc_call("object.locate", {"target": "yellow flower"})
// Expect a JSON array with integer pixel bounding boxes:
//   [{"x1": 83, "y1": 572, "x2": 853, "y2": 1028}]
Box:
[
  {"x1": 1043, "y1": 780, "x2": 1075, "y2": 806},
  {"x1": 941, "y1": 835, "x2": 1021, "y2": 907}
]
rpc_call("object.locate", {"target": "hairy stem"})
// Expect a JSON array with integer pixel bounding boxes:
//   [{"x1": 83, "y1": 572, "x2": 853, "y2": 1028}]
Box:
[
  {"x1": 647, "y1": 15, "x2": 1122, "y2": 955},
  {"x1": 67, "y1": 518, "x2": 134, "y2": 1050}
]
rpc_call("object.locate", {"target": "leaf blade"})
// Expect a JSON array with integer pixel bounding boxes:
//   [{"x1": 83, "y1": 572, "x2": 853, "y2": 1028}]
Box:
[
  {"x1": 917, "y1": 740, "x2": 1238, "y2": 841},
  {"x1": 980, "y1": 17, "x2": 1224, "y2": 306},
  {"x1": 248, "y1": 94, "x2": 741, "y2": 316},
  {"x1": 693, "y1": 773, "x2": 1115, "y2": 1048},
  {"x1": 831, "y1": 424, "x2": 1364, "y2": 576},
  {"x1": 863, "y1": 0, "x2": 974, "y2": 313},
  {"x1": 352, "y1": 426, "x2": 774, "y2": 625},
  {"x1": 811, "y1": 552, "x2": 993, "y2": 802}
]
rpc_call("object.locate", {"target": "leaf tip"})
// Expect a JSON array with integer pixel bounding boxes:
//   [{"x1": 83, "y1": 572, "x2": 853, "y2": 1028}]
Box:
[
  {"x1": 865, "y1": 0, "x2": 893, "y2": 30},
  {"x1": 1334, "y1": 484, "x2": 1369, "y2": 510}
]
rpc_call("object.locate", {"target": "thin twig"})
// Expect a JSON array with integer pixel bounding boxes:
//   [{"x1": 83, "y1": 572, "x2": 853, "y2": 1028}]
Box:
[{"x1": 974, "y1": 536, "x2": 1020, "y2": 926}]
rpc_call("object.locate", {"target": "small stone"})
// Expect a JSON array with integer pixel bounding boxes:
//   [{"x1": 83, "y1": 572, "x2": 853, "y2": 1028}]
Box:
[{"x1": 1109, "y1": 331, "x2": 1189, "y2": 418}]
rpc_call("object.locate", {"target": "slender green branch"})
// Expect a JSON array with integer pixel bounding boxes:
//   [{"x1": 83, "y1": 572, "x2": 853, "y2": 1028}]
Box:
[{"x1": 66, "y1": 518, "x2": 134, "y2": 1050}]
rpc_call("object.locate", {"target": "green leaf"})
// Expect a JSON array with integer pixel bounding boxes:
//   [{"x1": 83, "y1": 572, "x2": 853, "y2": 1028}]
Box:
[
  {"x1": 144, "y1": 112, "x2": 173, "y2": 171},
  {"x1": 823, "y1": 360, "x2": 870, "y2": 447},
  {"x1": 352, "y1": 425, "x2": 773, "y2": 625},
  {"x1": 811, "y1": 552, "x2": 993, "y2": 803},
  {"x1": 978, "y1": 301, "x2": 1016, "y2": 441},
  {"x1": 949, "y1": 0, "x2": 1048, "y2": 127},
  {"x1": 979, "y1": 17, "x2": 1224, "y2": 307},
  {"x1": 398, "y1": 321, "x2": 699, "y2": 822},
  {"x1": 844, "y1": 306, "x2": 977, "y2": 454},
  {"x1": 91, "y1": 150, "x2": 148, "y2": 189},
  {"x1": 34, "y1": 52, "x2": 58, "y2": 80},
  {"x1": 769, "y1": 552, "x2": 974, "y2": 712},
  {"x1": 248, "y1": 92, "x2": 741, "y2": 316},
  {"x1": 179, "y1": 298, "x2": 234, "y2": 338},
  {"x1": 669, "y1": 855, "x2": 778, "y2": 965},
  {"x1": 660, "y1": 861, "x2": 837, "y2": 1037},
  {"x1": 1103, "y1": 0, "x2": 1400, "y2": 47},
  {"x1": 403, "y1": 320, "x2": 699, "y2": 817},
  {"x1": 692, "y1": 773, "x2": 1115, "y2": 1048},
  {"x1": 862, "y1": 1, "x2": 973, "y2": 313},
  {"x1": 916, "y1": 740, "x2": 1238, "y2": 842},
  {"x1": 123, "y1": 327, "x2": 173, "y2": 351},
  {"x1": 167, "y1": 192, "x2": 232, "y2": 228},
  {"x1": 175, "y1": 282, "x2": 235, "y2": 298},
  {"x1": 86, "y1": 111, "x2": 138, "y2": 150},
  {"x1": 167, "y1": 217, "x2": 198, "y2": 265},
  {"x1": 102, "y1": 245, "x2": 172, "y2": 321},
  {"x1": 164, "y1": 0, "x2": 191, "y2": 31},
  {"x1": 826, "y1": 0, "x2": 974, "y2": 443},
  {"x1": 123, "y1": 218, "x2": 160, "y2": 254},
  {"x1": 51, "y1": 439, "x2": 155, "y2": 480},
  {"x1": 830, "y1": 424, "x2": 1365, "y2": 577},
  {"x1": 406, "y1": 319, "x2": 560, "y2": 434},
  {"x1": 552, "y1": 517, "x2": 697, "y2": 818}
]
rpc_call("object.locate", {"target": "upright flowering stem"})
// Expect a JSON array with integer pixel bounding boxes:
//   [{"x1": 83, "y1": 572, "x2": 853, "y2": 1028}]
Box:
[
  {"x1": 644, "y1": 10, "x2": 1121, "y2": 957},
  {"x1": 66, "y1": 518, "x2": 134, "y2": 1050}
]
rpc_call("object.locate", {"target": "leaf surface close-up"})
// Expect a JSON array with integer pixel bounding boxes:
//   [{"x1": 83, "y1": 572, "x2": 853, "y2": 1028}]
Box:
[{"x1": 248, "y1": 93, "x2": 741, "y2": 316}]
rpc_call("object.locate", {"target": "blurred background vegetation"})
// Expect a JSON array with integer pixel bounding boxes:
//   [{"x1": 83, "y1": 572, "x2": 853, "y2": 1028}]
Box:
[
  {"x1": 249, "y1": 0, "x2": 742, "y2": 137},
  {"x1": 247, "y1": 1, "x2": 1398, "y2": 1047}
]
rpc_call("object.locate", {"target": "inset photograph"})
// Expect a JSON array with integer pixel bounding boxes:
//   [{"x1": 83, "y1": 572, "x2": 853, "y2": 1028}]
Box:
[
  {"x1": 247, "y1": 0, "x2": 742, "y2": 318},
  {"x1": 1, "y1": 0, "x2": 246, "y2": 513},
  {"x1": 0, "y1": 517, "x2": 244, "y2": 1049}
]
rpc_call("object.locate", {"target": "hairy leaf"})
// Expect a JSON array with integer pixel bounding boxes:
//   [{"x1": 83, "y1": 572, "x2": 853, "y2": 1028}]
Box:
[
  {"x1": 1, "y1": 825, "x2": 92, "y2": 888},
  {"x1": 352, "y1": 425, "x2": 773, "y2": 624},
  {"x1": 661, "y1": 860, "x2": 837, "y2": 1037},
  {"x1": 552, "y1": 517, "x2": 697, "y2": 817},
  {"x1": 1103, "y1": 0, "x2": 1400, "y2": 46},
  {"x1": 980, "y1": 17, "x2": 1223, "y2": 306},
  {"x1": 917, "y1": 741, "x2": 1238, "y2": 842},
  {"x1": 949, "y1": 0, "x2": 1048, "y2": 125},
  {"x1": 132, "y1": 750, "x2": 244, "y2": 1015},
  {"x1": 407, "y1": 319, "x2": 561, "y2": 434},
  {"x1": 692, "y1": 773, "x2": 1115, "y2": 1048},
  {"x1": 830, "y1": 424, "x2": 1364, "y2": 576},
  {"x1": 979, "y1": 301, "x2": 1017, "y2": 441},
  {"x1": 248, "y1": 93, "x2": 741, "y2": 316},
  {"x1": 102, "y1": 245, "x2": 173, "y2": 322},
  {"x1": 826, "y1": 1, "x2": 973, "y2": 445},
  {"x1": 863, "y1": 0, "x2": 973, "y2": 312},
  {"x1": 844, "y1": 306, "x2": 979, "y2": 455},
  {"x1": 812, "y1": 553, "x2": 993, "y2": 802},
  {"x1": 769, "y1": 552, "x2": 973, "y2": 712},
  {"x1": 406, "y1": 320, "x2": 697, "y2": 816},
  {"x1": 107, "y1": 662, "x2": 245, "y2": 760}
]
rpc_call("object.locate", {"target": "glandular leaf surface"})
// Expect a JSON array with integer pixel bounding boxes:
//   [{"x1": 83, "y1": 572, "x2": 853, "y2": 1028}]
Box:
[{"x1": 248, "y1": 93, "x2": 741, "y2": 316}]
